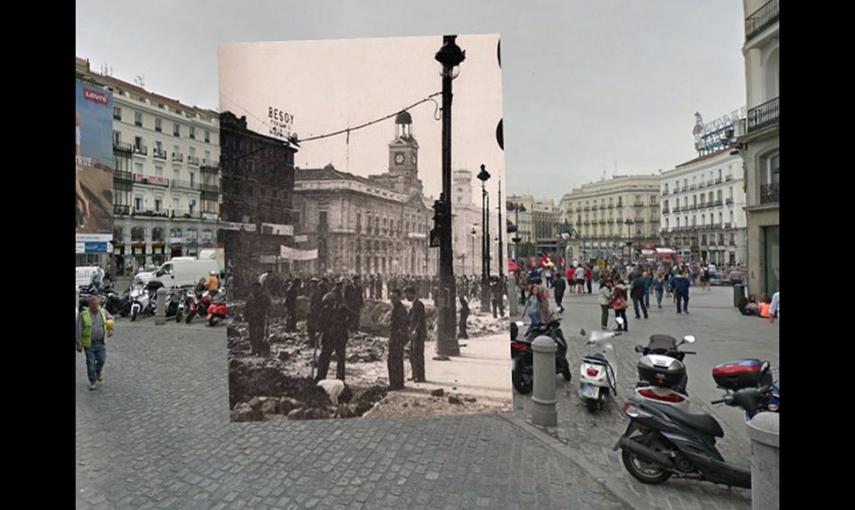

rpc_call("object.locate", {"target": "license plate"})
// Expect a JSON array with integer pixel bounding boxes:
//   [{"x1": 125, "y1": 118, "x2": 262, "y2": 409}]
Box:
[{"x1": 581, "y1": 383, "x2": 599, "y2": 399}]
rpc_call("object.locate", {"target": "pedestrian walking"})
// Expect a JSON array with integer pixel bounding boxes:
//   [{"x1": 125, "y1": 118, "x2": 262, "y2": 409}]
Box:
[
  {"x1": 387, "y1": 289, "x2": 408, "y2": 390},
  {"x1": 553, "y1": 273, "x2": 566, "y2": 313},
  {"x1": 599, "y1": 279, "x2": 613, "y2": 330},
  {"x1": 585, "y1": 264, "x2": 593, "y2": 294},
  {"x1": 701, "y1": 264, "x2": 711, "y2": 291},
  {"x1": 612, "y1": 279, "x2": 630, "y2": 332},
  {"x1": 76, "y1": 295, "x2": 113, "y2": 390},
  {"x1": 307, "y1": 278, "x2": 323, "y2": 348},
  {"x1": 285, "y1": 278, "x2": 299, "y2": 332},
  {"x1": 653, "y1": 272, "x2": 665, "y2": 309},
  {"x1": 405, "y1": 286, "x2": 426, "y2": 383},
  {"x1": 345, "y1": 276, "x2": 364, "y2": 333},
  {"x1": 630, "y1": 272, "x2": 648, "y2": 320},
  {"x1": 769, "y1": 291, "x2": 780, "y2": 324},
  {"x1": 642, "y1": 271, "x2": 653, "y2": 309},
  {"x1": 458, "y1": 295, "x2": 470, "y2": 339},
  {"x1": 574, "y1": 265, "x2": 585, "y2": 294},
  {"x1": 671, "y1": 270, "x2": 691, "y2": 314},
  {"x1": 315, "y1": 292, "x2": 350, "y2": 381}
]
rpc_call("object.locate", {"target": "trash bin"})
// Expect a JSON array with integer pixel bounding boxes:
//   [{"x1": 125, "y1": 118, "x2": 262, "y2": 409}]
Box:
[{"x1": 733, "y1": 283, "x2": 745, "y2": 307}]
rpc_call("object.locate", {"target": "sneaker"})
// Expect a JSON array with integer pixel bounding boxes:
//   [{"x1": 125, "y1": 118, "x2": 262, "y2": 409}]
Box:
[
  {"x1": 96, "y1": 374, "x2": 103, "y2": 383},
  {"x1": 89, "y1": 382, "x2": 97, "y2": 391},
  {"x1": 684, "y1": 310, "x2": 690, "y2": 314},
  {"x1": 644, "y1": 316, "x2": 649, "y2": 319}
]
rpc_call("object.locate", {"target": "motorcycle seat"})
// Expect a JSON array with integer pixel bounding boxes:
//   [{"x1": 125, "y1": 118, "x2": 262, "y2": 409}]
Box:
[
  {"x1": 584, "y1": 353, "x2": 608, "y2": 363},
  {"x1": 648, "y1": 401, "x2": 724, "y2": 438}
]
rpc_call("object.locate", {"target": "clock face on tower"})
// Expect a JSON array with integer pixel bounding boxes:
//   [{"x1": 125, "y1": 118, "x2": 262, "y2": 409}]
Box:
[{"x1": 395, "y1": 153, "x2": 404, "y2": 165}]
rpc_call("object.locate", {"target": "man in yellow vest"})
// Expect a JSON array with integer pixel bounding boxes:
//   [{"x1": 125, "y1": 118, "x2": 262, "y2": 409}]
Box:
[{"x1": 76, "y1": 295, "x2": 113, "y2": 390}]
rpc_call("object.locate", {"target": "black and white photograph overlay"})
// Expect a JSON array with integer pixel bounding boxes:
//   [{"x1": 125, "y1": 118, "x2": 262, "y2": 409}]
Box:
[{"x1": 219, "y1": 34, "x2": 513, "y2": 422}]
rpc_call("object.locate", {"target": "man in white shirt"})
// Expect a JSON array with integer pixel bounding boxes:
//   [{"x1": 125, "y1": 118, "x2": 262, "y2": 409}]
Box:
[{"x1": 769, "y1": 291, "x2": 780, "y2": 323}]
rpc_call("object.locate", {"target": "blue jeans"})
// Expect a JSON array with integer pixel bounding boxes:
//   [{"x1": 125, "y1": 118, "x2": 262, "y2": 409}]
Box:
[
  {"x1": 84, "y1": 342, "x2": 107, "y2": 383},
  {"x1": 526, "y1": 311, "x2": 541, "y2": 335}
]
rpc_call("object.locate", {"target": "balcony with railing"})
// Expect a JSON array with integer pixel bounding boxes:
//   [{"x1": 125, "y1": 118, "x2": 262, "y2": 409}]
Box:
[
  {"x1": 187, "y1": 155, "x2": 200, "y2": 166},
  {"x1": 114, "y1": 170, "x2": 133, "y2": 185},
  {"x1": 133, "y1": 174, "x2": 169, "y2": 187},
  {"x1": 726, "y1": 198, "x2": 734, "y2": 205},
  {"x1": 171, "y1": 152, "x2": 184, "y2": 162},
  {"x1": 725, "y1": 175, "x2": 734, "y2": 181},
  {"x1": 113, "y1": 141, "x2": 133, "y2": 154},
  {"x1": 113, "y1": 204, "x2": 130, "y2": 216},
  {"x1": 713, "y1": 199, "x2": 723, "y2": 207},
  {"x1": 201, "y1": 162, "x2": 219, "y2": 173},
  {"x1": 725, "y1": 222, "x2": 733, "y2": 229},
  {"x1": 133, "y1": 144, "x2": 148, "y2": 156},
  {"x1": 745, "y1": 0, "x2": 779, "y2": 41},
  {"x1": 673, "y1": 206, "x2": 680, "y2": 213},
  {"x1": 760, "y1": 182, "x2": 779, "y2": 204},
  {"x1": 171, "y1": 209, "x2": 201, "y2": 220},
  {"x1": 715, "y1": 177, "x2": 723, "y2": 184},
  {"x1": 153, "y1": 148, "x2": 167, "y2": 160},
  {"x1": 747, "y1": 97, "x2": 779, "y2": 133},
  {"x1": 170, "y1": 179, "x2": 199, "y2": 191}
]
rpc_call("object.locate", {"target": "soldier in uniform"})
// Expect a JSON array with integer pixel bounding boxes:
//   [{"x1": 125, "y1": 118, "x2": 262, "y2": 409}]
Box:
[
  {"x1": 285, "y1": 278, "x2": 299, "y2": 332},
  {"x1": 405, "y1": 286, "x2": 426, "y2": 383},
  {"x1": 307, "y1": 278, "x2": 323, "y2": 348},
  {"x1": 345, "y1": 275, "x2": 364, "y2": 333},
  {"x1": 315, "y1": 292, "x2": 350, "y2": 381},
  {"x1": 387, "y1": 289, "x2": 408, "y2": 390},
  {"x1": 246, "y1": 282, "x2": 271, "y2": 356},
  {"x1": 458, "y1": 294, "x2": 470, "y2": 339}
]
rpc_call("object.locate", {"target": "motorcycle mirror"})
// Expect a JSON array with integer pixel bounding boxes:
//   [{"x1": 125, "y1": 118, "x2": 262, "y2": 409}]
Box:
[
  {"x1": 579, "y1": 328, "x2": 586, "y2": 337},
  {"x1": 683, "y1": 335, "x2": 696, "y2": 344},
  {"x1": 634, "y1": 345, "x2": 644, "y2": 353}
]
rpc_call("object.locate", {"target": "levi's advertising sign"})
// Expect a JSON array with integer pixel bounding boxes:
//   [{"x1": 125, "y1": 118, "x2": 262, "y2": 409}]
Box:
[{"x1": 75, "y1": 80, "x2": 113, "y2": 241}]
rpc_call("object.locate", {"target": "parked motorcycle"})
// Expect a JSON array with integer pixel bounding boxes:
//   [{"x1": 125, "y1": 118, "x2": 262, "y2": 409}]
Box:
[
  {"x1": 712, "y1": 359, "x2": 779, "y2": 419},
  {"x1": 129, "y1": 280, "x2": 162, "y2": 321},
  {"x1": 510, "y1": 312, "x2": 572, "y2": 394},
  {"x1": 633, "y1": 334, "x2": 696, "y2": 410},
  {"x1": 614, "y1": 385, "x2": 773, "y2": 488},
  {"x1": 206, "y1": 289, "x2": 228, "y2": 326},
  {"x1": 578, "y1": 317, "x2": 622, "y2": 412},
  {"x1": 165, "y1": 288, "x2": 184, "y2": 320}
]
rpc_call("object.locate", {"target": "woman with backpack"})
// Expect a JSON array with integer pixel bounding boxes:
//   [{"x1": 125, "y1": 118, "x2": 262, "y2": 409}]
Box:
[{"x1": 611, "y1": 279, "x2": 630, "y2": 332}]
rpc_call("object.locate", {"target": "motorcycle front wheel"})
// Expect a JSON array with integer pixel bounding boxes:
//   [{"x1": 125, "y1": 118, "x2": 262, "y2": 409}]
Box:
[
  {"x1": 512, "y1": 359, "x2": 533, "y2": 394},
  {"x1": 621, "y1": 437, "x2": 673, "y2": 485},
  {"x1": 185, "y1": 312, "x2": 194, "y2": 324}
]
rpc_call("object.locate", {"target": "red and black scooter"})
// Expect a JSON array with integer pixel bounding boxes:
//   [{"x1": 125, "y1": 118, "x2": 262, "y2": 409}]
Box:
[{"x1": 206, "y1": 289, "x2": 228, "y2": 326}]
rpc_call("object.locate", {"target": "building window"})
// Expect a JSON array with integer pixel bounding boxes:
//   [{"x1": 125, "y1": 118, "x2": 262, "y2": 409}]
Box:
[
  {"x1": 113, "y1": 107, "x2": 122, "y2": 121},
  {"x1": 205, "y1": 131, "x2": 211, "y2": 143},
  {"x1": 173, "y1": 123, "x2": 181, "y2": 137},
  {"x1": 730, "y1": 211, "x2": 734, "y2": 224},
  {"x1": 189, "y1": 199, "x2": 196, "y2": 215},
  {"x1": 718, "y1": 212, "x2": 723, "y2": 225},
  {"x1": 155, "y1": 118, "x2": 162, "y2": 132},
  {"x1": 767, "y1": 153, "x2": 780, "y2": 184},
  {"x1": 134, "y1": 195, "x2": 143, "y2": 212},
  {"x1": 701, "y1": 214, "x2": 705, "y2": 226},
  {"x1": 189, "y1": 126, "x2": 196, "y2": 139},
  {"x1": 134, "y1": 136, "x2": 144, "y2": 150},
  {"x1": 189, "y1": 172, "x2": 195, "y2": 187},
  {"x1": 134, "y1": 162, "x2": 143, "y2": 175},
  {"x1": 134, "y1": 111, "x2": 143, "y2": 127},
  {"x1": 173, "y1": 198, "x2": 180, "y2": 214},
  {"x1": 319, "y1": 211, "x2": 328, "y2": 232},
  {"x1": 112, "y1": 130, "x2": 121, "y2": 146},
  {"x1": 155, "y1": 165, "x2": 163, "y2": 177},
  {"x1": 154, "y1": 198, "x2": 162, "y2": 212}
]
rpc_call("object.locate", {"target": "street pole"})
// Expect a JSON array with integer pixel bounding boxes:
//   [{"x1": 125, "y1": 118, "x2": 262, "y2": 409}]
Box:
[
  {"x1": 435, "y1": 35, "x2": 464, "y2": 358},
  {"x1": 497, "y1": 179, "x2": 504, "y2": 281}
]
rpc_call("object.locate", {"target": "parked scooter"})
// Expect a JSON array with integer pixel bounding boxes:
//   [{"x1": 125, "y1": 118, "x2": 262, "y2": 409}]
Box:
[
  {"x1": 712, "y1": 359, "x2": 779, "y2": 419},
  {"x1": 165, "y1": 288, "x2": 184, "y2": 321},
  {"x1": 578, "y1": 317, "x2": 622, "y2": 412},
  {"x1": 510, "y1": 312, "x2": 572, "y2": 395},
  {"x1": 633, "y1": 334, "x2": 696, "y2": 410},
  {"x1": 614, "y1": 385, "x2": 774, "y2": 488},
  {"x1": 206, "y1": 289, "x2": 228, "y2": 326},
  {"x1": 128, "y1": 284, "x2": 149, "y2": 321}
]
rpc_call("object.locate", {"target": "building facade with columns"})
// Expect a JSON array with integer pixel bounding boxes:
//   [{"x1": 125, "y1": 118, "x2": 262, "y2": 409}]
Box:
[
  {"x1": 739, "y1": 0, "x2": 779, "y2": 295},
  {"x1": 659, "y1": 149, "x2": 748, "y2": 266},
  {"x1": 562, "y1": 175, "x2": 661, "y2": 262},
  {"x1": 75, "y1": 57, "x2": 222, "y2": 273},
  {"x1": 506, "y1": 194, "x2": 557, "y2": 259}
]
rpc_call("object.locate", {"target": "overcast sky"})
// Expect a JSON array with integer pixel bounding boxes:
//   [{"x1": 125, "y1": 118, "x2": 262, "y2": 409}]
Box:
[
  {"x1": 219, "y1": 34, "x2": 504, "y2": 203},
  {"x1": 76, "y1": 0, "x2": 746, "y2": 202}
]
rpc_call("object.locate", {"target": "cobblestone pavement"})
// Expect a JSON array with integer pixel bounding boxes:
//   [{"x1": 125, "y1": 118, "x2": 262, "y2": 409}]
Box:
[
  {"x1": 76, "y1": 318, "x2": 629, "y2": 510},
  {"x1": 512, "y1": 286, "x2": 779, "y2": 510}
]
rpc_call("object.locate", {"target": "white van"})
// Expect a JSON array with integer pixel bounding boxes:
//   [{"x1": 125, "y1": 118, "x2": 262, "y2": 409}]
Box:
[{"x1": 151, "y1": 258, "x2": 219, "y2": 288}]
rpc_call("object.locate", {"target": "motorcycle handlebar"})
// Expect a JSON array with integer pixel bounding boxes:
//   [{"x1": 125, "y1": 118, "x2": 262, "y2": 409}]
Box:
[
  {"x1": 710, "y1": 398, "x2": 727, "y2": 405},
  {"x1": 681, "y1": 351, "x2": 696, "y2": 355}
]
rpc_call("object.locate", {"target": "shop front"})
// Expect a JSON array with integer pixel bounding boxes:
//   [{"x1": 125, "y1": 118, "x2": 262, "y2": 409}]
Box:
[{"x1": 113, "y1": 242, "x2": 127, "y2": 275}]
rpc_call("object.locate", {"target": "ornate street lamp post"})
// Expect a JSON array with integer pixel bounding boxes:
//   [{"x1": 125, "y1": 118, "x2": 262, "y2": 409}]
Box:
[
  {"x1": 477, "y1": 164, "x2": 491, "y2": 313},
  {"x1": 434, "y1": 35, "x2": 465, "y2": 358}
]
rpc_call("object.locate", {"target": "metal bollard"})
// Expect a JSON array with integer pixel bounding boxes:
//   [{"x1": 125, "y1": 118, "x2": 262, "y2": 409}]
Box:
[
  {"x1": 746, "y1": 412, "x2": 779, "y2": 510},
  {"x1": 530, "y1": 335, "x2": 558, "y2": 426},
  {"x1": 506, "y1": 279, "x2": 519, "y2": 316},
  {"x1": 154, "y1": 287, "x2": 168, "y2": 325}
]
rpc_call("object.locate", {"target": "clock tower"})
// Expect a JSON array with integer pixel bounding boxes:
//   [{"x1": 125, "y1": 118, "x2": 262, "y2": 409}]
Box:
[{"x1": 387, "y1": 110, "x2": 422, "y2": 194}]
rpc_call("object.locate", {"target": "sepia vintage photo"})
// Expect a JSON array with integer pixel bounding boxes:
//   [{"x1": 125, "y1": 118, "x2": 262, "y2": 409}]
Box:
[{"x1": 220, "y1": 34, "x2": 512, "y2": 421}]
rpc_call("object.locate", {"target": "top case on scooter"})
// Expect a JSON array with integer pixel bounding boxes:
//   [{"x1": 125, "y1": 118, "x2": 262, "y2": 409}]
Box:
[
  {"x1": 638, "y1": 354, "x2": 686, "y2": 388},
  {"x1": 712, "y1": 359, "x2": 772, "y2": 391}
]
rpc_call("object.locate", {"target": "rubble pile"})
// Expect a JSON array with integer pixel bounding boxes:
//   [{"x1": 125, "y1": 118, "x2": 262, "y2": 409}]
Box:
[{"x1": 362, "y1": 390, "x2": 512, "y2": 419}]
